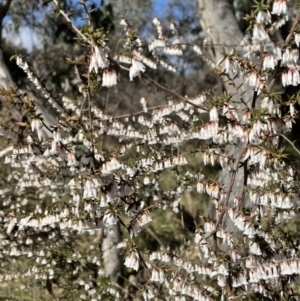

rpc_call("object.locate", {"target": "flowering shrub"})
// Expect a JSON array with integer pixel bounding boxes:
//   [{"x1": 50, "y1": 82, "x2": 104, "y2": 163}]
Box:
[{"x1": 0, "y1": 0, "x2": 300, "y2": 300}]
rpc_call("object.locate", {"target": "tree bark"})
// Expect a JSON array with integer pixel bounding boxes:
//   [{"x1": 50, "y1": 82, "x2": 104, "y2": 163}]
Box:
[
  {"x1": 101, "y1": 223, "x2": 121, "y2": 283},
  {"x1": 197, "y1": 0, "x2": 242, "y2": 62},
  {"x1": 0, "y1": 0, "x2": 14, "y2": 89},
  {"x1": 0, "y1": 0, "x2": 13, "y2": 43},
  {"x1": 196, "y1": 0, "x2": 253, "y2": 226}
]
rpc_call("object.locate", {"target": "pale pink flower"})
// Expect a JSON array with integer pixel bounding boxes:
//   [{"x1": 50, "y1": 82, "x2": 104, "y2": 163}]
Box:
[
  {"x1": 217, "y1": 263, "x2": 229, "y2": 276},
  {"x1": 216, "y1": 275, "x2": 226, "y2": 287},
  {"x1": 282, "y1": 48, "x2": 299, "y2": 65},
  {"x1": 262, "y1": 97, "x2": 275, "y2": 113},
  {"x1": 164, "y1": 46, "x2": 183, "y2": 56},
  {"x1": 263, "y1": 54, "x2": 276, "y2": 70},
  {"x1": 102, "y1": 68, "x2": 117, "y2": 87},
  {"x1": 143, "y1": 287, "x2": 154, "y2": 301},
  {"x1": 253, "y1": 24, "x2": 269, "y2": 42},
  {"x1": 148, "y1": 39, "x2": 165, "y2": 52},
  {"x1": 249, "y1": 241, "x2": 262, "y2": 255},
  {"x1": 223, "y1": 56, "x2": 231, "y2": 73},
  {"x1": 89, "y1": 46, "x2": 109, "y2": 73},
  {"x1": 152, "y1": 17, "x2": 163, "y2": 38},
  {"x1": 272, "y1": 0, "x2": 287, "y2": 15},
  {"x1": 67, "y1": 152, "x2": 78, "y2": 167},
  {"x1": 138, "y1": 209, "x2": 152, "y2": 227},
  {"x1": 256, "y1": 10, "x2": 271, "y2": 24},
  {"x1": 178, "y1": 154, "x2": 188, "y2": 165},
  {"x1": 273, "y1": 45, "x2": 282, "y2": 60},
  {"x1": 129, "y1": 59, "x2": 146, "y2": 80},
  {"x1": 150, "y1": 268, "x2": 164, "y2": 283},
  {"x1": 83, "y1": 179, "x2": 97, "y2": 199},
  {"x1": 282, "y1": 71, "x2": 288, "y2": 87},
  {"x1": 209, "y1": 106, "x2": 219, "y2": 121},
  {"x1": 196, "y1": 181, "x2": 205, "y2": 193},
  {"x1": 289, "y1": 68, "x2": 300, "y2": 86},
  {"x1": 232, "y1": 272, "x2": 247, "y2": 287},
  {"x1": 52, "y1": 126, "x2": 65, "y2": 142},
  {"x1": 199, "y1": 121, "x2": 219, "y2": 139},
  {"x1": 193, "y1": 45, "x2": 202, "y2": 55},
  {"x1": 247, "y1": 71, "x2": 259, "y2": 88},
  {"x1": 124, "y1": 251, "x2": 139, "y2": 271},
  {"x1": 295, "y1": 33, "x2": 300, "y2": 47},
  {"x1": 280, "y1": 260, "x2": 291, "y2": 275},
  {"x1": 31, "y1": 118, "x2": 44, "y2": 141},
  {"x1": 120, "y1": 18, "x2": 128, "y2": 28},
  {"x1": 140, "y1": 97, "x2": 148, "y2": 112}
]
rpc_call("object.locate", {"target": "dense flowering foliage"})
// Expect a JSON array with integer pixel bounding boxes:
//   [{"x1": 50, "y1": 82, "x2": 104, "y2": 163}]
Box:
[{"x1": 0, "y1": 0, "x2": 300, "y2": 300}]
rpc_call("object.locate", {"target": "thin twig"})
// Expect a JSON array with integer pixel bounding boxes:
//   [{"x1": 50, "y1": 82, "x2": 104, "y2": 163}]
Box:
[
  {"x1": 284, "y1": 13, "x2": 300, "y2": 46},
  {"x1": 80, "y1": 0, "x2": 92, "y2": 27},
  {"x1": 117, "y1": 64, "x2": 236, "y2": 124},
  {"x1": 240, "y1": 159, "x2": 248, "y2": 212},
  {"x1": 112, "y1": 104, "x2": 166, "y2": 119},
  {"x1": 180, "y1": 202, "x2": 185, "y2": 230},
  {"x1": 218, "y1": 145, "x2": 246, "y2": 229},
  {"x1": 87, "y1": 72, "x2": 95, "y2": 155},
  {"x1": 282, "y1": 134, "x2": 300, "y2": 156},
  {"x1": 225, "y1": 74, "x2": 250, "y2": 110},
  {"x1": 145, "y1": 227, "x2": 166, "y2": 250},
  {"x1": 206, "y1": 143, "x2": 247, "y2": 241},
  {"x1": 53, "y1": 0, "x2": 92, "y2": 45}
]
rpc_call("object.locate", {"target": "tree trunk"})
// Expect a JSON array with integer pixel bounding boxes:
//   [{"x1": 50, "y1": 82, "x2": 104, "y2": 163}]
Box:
[
  {"x1": 196, "y1": 0, "x2": 253, "y2": 227},
  {"x1": 100, "y1": 223, "x2": 121, "y2": 283},
  {"x1": 197, "y1": 0, "x2": 243, "y2": 61}
]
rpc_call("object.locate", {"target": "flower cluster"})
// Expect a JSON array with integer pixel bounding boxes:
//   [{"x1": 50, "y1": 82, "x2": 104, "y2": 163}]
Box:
[{"x1": 1, "y1": 1, "x2": 300, "y2": 301}]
